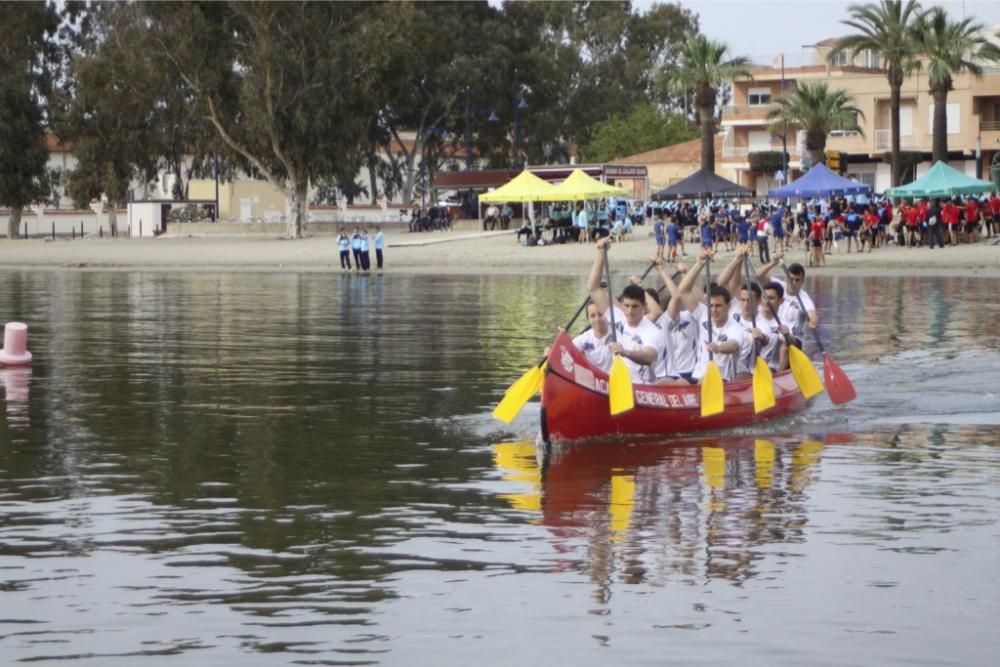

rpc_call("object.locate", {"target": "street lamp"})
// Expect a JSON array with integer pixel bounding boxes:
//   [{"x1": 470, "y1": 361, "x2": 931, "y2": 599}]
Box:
[
  {"x1": 779, "y1": 53, "x2": 787, "y2": 183},
  {"x1": 513, "y1": 68, "x2": 529, "y2": 170},
  {"x1": 464, "y1": 86, "x2": 497, "y2": 172}
]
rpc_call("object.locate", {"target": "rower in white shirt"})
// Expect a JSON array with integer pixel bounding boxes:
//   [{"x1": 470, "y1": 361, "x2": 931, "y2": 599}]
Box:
[
  {"x1": 571, "y1": 303, "x2": 614, "y2": 373},
  {"x1": 756, "y1": 253, "x2": 819, "y2": 329},
  {"x1": 586, "y1": 238, "x2": 663, "y2": 384},
  {"x1": 692, "y1": 284, "x2": 746, "y2": 383},
  {"x1": 643, "y1": 255, "x2": 709, "y2": 385}
]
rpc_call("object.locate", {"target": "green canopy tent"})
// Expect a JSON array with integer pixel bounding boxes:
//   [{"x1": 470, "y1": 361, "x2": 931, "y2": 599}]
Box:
[{"x1": 885, "y1": 161, "x2": 997, "y2": 198}]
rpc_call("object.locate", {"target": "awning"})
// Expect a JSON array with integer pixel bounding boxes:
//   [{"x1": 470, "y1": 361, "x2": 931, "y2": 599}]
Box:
[
  {"x1": 479, "y1": 170, "x2": 558, "y2": 203},
  {"x1": 885, "y1": 161, "x2": 997, "y2": 198},
  {"x1": 651, "y1": 169, "x2": 754, "y2": 201},
  {"x1": 768, "y1": 163, "x2": 872, "y2": 198},
  {"x1": 547, "y1": 169, "x2": 628, "y2": 201}
]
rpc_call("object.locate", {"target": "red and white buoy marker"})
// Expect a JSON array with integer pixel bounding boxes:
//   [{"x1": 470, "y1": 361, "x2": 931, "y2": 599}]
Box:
[{"x1": 0, "y1": 322, "x2": 33, "y2": 366}]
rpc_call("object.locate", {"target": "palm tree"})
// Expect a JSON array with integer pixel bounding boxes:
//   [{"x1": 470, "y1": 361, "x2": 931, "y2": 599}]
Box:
[
  {"x1": 670, "y1": 34, "x2": 753, "y2": 174},
  {"x1": 829, "y1": 0, "x2": 922, "y2": 186},
  {"x1": 913, "y1": 8, "x2": 1000, "y2": 164},
  {"x1": 767, "y1": 82, "x2": 865, "y2": 169}
]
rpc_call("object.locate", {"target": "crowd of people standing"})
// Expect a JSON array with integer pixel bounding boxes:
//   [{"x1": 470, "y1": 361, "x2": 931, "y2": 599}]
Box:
[
  {"x1": 336, "y1": 226, "x2": 384, "y2": 272},
  {"x1": 648, "y1": 191, "x2": 1000, "y2": 268}
]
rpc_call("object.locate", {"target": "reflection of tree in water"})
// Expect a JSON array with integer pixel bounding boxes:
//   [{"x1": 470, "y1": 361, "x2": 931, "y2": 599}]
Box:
[{"x1": 493, "y1": 435, "x2": 831, "y2": 599}]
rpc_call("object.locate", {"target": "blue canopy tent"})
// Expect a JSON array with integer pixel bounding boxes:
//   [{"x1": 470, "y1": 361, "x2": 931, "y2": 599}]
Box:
[{"x1": 768, "y1": 163, "x2": 873, "y2": 199}]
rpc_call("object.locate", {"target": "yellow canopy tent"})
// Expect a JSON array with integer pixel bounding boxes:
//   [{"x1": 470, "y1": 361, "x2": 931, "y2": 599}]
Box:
[
  {"x1": 548, "y1": 168, "x2": 628, "y2": 201},
  {"x1": 479, "y1": 170, "x2": 558, "y2": 203}
]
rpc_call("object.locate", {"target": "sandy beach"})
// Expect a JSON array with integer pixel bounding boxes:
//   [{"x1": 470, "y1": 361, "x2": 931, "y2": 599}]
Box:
[{"x1": 1, "y1": 227, "x2": 998, "y2": 277}]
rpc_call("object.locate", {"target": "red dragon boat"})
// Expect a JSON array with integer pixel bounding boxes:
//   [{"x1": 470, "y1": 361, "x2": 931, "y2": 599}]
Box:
[{"x1": 540, "y1": 331, "x2": 811, "y2": 443}]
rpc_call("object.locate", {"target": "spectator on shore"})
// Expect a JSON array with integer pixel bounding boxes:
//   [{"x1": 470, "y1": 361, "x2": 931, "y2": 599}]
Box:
[
  {"x1": 964, "y1": 196, "x2": 981, "y2": 243},
  {"x1": 337, "y1": 228, "x2": 352, "y2": 271},
  {"x1": 575, "y1": 201, "x2": 589, "y2": 244},
  {"x1": 484, "y1": 204, "x2": 499, "y2": 231},
  {"x1": 359, "y1": 228, "x2": 371, "y2": 272},
  {"x1": 988, "y1": 192, "x2": 1000, "y2": 238},
  {"x1": 501, "y1": 203, "x2": 513, "y2": 231},
  {"x1": 374, "y1": 226, "x2": 385, "y2": 270},
  {"x1": 351, "y1": 227, "x2": 362, "y2": 270},
  {"x1": 926, "y1": 199, "x2": 944, "y2": 249}
]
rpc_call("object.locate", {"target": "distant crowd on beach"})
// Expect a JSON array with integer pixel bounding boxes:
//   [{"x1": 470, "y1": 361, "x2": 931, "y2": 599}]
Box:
[
  {"x1": 650, "y1": 192, "x2": 1000, "y2": 268},
  {"x1": 336, "y1": 226, "x2": 384, "y2": 272}
]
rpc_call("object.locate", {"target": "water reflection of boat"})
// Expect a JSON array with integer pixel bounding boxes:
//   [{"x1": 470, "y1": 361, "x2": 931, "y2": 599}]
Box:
[
  {"x1": 493, "y1": 434, "x2": 835, "y2": 587},
  {"x1": 541, "y1": 332, "x2": 810, "y2": 443}
]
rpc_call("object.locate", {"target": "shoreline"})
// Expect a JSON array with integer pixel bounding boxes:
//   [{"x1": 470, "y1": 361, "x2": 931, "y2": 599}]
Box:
[{"x1": 1, "y1": 230, "x2": 998, "y2": 277}]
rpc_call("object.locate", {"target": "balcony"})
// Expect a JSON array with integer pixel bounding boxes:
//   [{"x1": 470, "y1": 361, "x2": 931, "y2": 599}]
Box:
[
  {"x1": 981, "y1": 119, "x2": 1000, "y2": 148},
  {"x1": 722, "y1": 146, "x2": 751, "y2": 158},
  {"x1": 874, "y1": 129, "x2": 918, "y2": 151},
  {"x1": 720, "y1": 104, "x2": 777, "y2": 124}
]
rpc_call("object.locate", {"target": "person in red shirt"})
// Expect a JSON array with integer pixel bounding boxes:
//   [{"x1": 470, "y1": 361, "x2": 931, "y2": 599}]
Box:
[
  {"x1": 941, "y1": 199, "x2": 956, "y2": 246},
  {"x1": 987, "y1": 193, "x2": 1000, "y2": 238},
  {"x1": 964, "y1": 196, "x2": 981, "y2": 243},
  {"x1": 903, "y1": 202, "x2": 922, "y2": 247},
  {"x1": 810, "y1": 216, "x2": 826, "y2": 267},
  {"x1": 862, "y1": 205, "x2": 878, "y2": 252}
]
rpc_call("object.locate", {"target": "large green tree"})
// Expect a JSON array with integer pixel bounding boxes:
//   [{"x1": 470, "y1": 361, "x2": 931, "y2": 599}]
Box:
[
  {"x1": 376, "y1": 1, "x2": 502, "y2": 203},
  {"x1": 579, "y1": 105, "x2": 697, "y2": 163},
  {"x1": 0, "y1": 1, "x2": 58, "y2": 239},
  {"x1": 667, "y1": 34, "x2": 752, "y2": 174},
  {"x1": 146, "y1": 1, "x2": 400, "y2": 238},
  {"x1": 57, "y1": 2, "x2": 171, "y2": 235},
  {"x1": 913, "y1": 7, "x2": 1000, "y2": 164},
  {"x1": 501, "y1": 1, "x2": 696, "y2": 166},
  {"x1": 829, "y1": 0, "x2": 922, "y2": 186},
  {"x1": 766, "y1": 82, "x2": 865, "y2": 168}
]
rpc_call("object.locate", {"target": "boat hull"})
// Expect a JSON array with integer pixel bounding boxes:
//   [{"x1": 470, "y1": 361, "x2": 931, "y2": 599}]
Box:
[{"x1": 541, "y1": 331, "x2": 809, "y2": 443}]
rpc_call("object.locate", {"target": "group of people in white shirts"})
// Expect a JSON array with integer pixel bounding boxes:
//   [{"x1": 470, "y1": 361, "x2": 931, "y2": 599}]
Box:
[{"x1": 573, "y1": 237, "x2": 819, "y2": 386}]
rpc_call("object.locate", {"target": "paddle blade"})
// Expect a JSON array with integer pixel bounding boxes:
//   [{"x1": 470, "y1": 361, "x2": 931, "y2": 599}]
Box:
[
  {"x1": 823, "y1": 353, "x2": 856, "y2": 405},
  {"x1": 788, "y1": 346, "x2": 824, "y2": 399},
  {"x1": 608, "y1": 356, "x2": 635, "y2": 415},
  {"x1": 493, "y1": 365, "x2": 544, "y2": 423},
  {"x1": 752, "y1": 356, "x2": 776, "y2": 413},
  {"x1": 700, "y1": 362, "x2": 725, "y2": 417}
]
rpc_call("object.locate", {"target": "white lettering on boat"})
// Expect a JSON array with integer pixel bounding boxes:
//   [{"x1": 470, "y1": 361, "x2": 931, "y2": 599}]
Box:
[{"x1": 630, "y1": 390, "x2": 699, "y2": 409}]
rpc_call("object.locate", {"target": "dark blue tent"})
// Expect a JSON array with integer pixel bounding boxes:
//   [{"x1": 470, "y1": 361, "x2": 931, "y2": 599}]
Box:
[{"x1": 768, "y1": 163, "x2": 873, "y2": 199}]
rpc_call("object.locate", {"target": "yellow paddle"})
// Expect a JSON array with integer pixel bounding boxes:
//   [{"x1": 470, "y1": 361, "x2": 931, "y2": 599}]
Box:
[
  {"x1": 787, "y1": 342, "x2": 824, "y2": 399},
  {"x1": 492, "y1": 262, "x2": 658, "y2": 423},
  {"x1": 768, "y1": 305, "x2": 824, "y2": 400},
  {"x1": 603, "y1": 247, "x2": 634, "y2": 415},
  {"x1": 778, "y1": 260, "x2": 856, "y2": 405},
  {"x1": 492, "y1": 361, "x2": 547, "y2": 423},
  {"x1": 743, "y1": 255, "x2": 775, "y2": 413},
  {"x1": 700, "y1": 256, "x2": 724, "y2": 417}
]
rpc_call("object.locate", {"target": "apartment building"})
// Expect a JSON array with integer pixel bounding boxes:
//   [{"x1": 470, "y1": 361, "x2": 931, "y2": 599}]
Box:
[{"x1": 720, "y1": 26, "x2": 1000, "y2": 194}]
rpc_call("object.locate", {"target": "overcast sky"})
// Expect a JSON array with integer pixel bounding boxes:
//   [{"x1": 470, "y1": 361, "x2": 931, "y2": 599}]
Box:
[{"x1": 673, "y1": 0, "x2": 1000, "y2": 60}]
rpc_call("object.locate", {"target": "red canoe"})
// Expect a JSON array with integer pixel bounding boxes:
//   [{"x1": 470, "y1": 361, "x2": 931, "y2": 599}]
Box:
[{"x1": 540, "y1": 331, "x2": 811, "y2": 443}]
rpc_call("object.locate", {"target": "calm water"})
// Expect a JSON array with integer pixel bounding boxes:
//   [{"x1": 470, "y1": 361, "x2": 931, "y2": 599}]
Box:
[{"x1": 0, "y1": 270, "x2": 998, "y2": 666}]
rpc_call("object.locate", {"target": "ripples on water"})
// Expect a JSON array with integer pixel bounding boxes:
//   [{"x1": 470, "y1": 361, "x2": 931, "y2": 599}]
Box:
[{"x1": 0, "y1": 271, "x2": 998, "y2": 665}]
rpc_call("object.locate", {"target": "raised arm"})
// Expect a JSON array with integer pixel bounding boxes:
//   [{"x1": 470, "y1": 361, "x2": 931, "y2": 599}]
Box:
[
  {"x1": 674, "y1": 251, "x2": 709, "y2": 316},
  {"x1": 715, "y1": 251, "x2": 745, "y2": 297},
  {"x1": 756, "y1": 252, "x2": 781, "y2": 283},
  {"x1": 587, "y1": 237, "x2": 612, "y2": 314}
]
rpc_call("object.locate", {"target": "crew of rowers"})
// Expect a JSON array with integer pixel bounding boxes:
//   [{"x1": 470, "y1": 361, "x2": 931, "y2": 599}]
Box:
[{"x1": 573, "y1": 237, "x2": 819, "y2": 385}]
